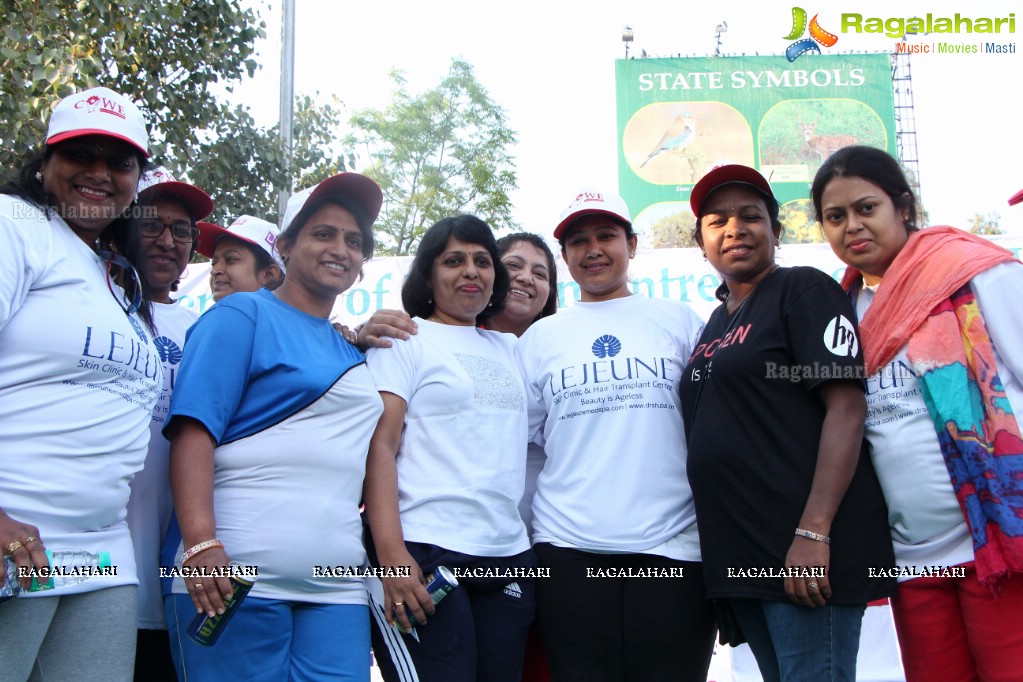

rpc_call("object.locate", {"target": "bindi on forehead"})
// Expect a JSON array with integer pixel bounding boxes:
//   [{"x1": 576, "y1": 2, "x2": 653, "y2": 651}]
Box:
[{"x1": 704, "y1": 202, "x2": 762, "y2": 215}]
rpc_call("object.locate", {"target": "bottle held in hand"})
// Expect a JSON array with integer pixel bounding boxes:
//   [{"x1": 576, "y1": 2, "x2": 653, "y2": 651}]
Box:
[{"x1": 187, "y1": 571, "x2": 257, "y2": 646}]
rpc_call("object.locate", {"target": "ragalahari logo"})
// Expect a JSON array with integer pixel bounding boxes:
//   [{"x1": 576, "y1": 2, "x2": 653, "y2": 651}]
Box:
[{"x1": 783, "y1": 7, "x2": 839, "y2": 61}]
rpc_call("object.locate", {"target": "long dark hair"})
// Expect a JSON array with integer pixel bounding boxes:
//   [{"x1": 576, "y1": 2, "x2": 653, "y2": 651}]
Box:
[
  {"x1": 0, "y1": 144, "x2": 156, "y2": 332},
  {"x1": 496, "y1": 232, "x2": 558, "y2": 321},
  {"x1": 403, "y1": 215, "x2": 510, "y2": 325}
]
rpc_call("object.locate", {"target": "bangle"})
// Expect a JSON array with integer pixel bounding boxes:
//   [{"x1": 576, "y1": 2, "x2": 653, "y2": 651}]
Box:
[
  {"x1": 181, "y1": 539, "x2": 223, "y2": 563},
  {"x1": 794, "y1": 528, "x2": 831, "y2": 545}
]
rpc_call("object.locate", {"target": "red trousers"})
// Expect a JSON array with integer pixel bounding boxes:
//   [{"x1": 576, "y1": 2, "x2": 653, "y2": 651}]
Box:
[{"x1": 891, "y1": 561, "x2": 1023, "y2": 682}]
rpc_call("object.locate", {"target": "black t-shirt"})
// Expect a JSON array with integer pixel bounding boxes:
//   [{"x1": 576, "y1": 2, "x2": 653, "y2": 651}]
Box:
[{"x1": 680, "y1": 267, "x2": 895, "y2": 604}]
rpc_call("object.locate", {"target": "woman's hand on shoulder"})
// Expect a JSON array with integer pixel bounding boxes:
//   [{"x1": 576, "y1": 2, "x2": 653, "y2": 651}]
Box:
[
  {"x1": 331, "y1": 322, "x2": 359, "y2": 345},
  {"x1": 357, "y1": 310, "x2": 417, "y2": 350}
]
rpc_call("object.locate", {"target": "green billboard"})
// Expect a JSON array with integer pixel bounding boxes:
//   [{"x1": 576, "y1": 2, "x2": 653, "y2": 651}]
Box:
[{"x1": 615, "y1": 54, "x2": 897, "y2": 244}]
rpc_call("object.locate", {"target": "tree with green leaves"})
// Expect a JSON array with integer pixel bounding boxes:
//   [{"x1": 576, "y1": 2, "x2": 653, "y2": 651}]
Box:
[
  {"x1": 968, "y1": 211, "x2": 1002, "y2": 236},
  {"x1": 345, "y1": 59, "x2": 518, "y2": 255},
  {"x1": 187, "y1": 93, "x2": 353, "y2": 225},
  {"x1": 0, "y1": 0, "x2": 263, "y2": 166},
  {"x1": 1, "y1": 0, "x2": 351, "y2": 227}
]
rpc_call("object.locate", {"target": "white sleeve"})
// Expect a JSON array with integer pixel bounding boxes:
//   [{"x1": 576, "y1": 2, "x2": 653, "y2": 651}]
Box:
[
  {"x1": 0, "y1": 212, "x2": 46, "y2": 331},
  {"x1": 972, "y1": 261, "x2": 1023, "y2": 403},
  {"x1": 365, "y1": 336, "x2": 417, "y2": 402},
  {"x1": 684, "y1": 304, "x2": 706, "y2": 359},
  {"x1": 516, "y1": 330, "x2": 548, "y2": 447}
]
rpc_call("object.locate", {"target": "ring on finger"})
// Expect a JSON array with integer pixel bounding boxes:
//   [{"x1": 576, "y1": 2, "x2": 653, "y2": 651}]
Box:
[
  {"x1": 807, "y1": 581, "x2": 819, "y2": 591},
  {"x1": 194, "y1": 583, "x2": 205, "y2": 590},
  {"x1": 5, "y1": 541, "x2": 22, "y2": 553},
  {"x1": 24, "y1": 536, "x2": 39, "y2": 545}
]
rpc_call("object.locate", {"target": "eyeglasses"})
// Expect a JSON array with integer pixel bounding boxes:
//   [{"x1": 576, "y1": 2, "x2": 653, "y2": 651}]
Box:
[
  {"x1": 97, "y1": 250, "x2": 143, "y2": 316},
  {"x1": 139, "y1": 220, "x2": 199, "y2": 244}
]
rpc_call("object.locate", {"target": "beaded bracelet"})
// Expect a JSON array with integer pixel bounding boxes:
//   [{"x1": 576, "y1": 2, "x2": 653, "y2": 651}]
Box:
[
  {"x1": 794, "y1": 528, "x2": 831, "y2": 545},
  {"x1": 181, "y1": 539, "x2": 223, "y2": 563}
]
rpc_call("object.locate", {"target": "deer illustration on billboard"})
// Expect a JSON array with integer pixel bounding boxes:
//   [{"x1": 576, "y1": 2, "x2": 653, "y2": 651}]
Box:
[{"x1": 798, "y1": 117, "x2": 858, "y2": 161}]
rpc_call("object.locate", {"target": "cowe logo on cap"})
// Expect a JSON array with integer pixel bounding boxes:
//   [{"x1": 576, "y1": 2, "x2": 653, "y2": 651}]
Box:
[
  {"x1": 574, "y1": 192, "x2": 606, "y2": 205},
  {"x1": 75, "y1": 94, "x2": 127, "y2": 120}
]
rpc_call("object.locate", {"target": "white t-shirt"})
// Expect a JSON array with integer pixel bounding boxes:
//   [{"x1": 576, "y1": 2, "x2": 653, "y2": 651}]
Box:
[
  {"x1": 0, "y1": 195, "x2": 162, "y2": 595},
  {"x1": 859, "y1": 262, "x2": 1023, "y2": 577},
  {"x1": 366, "y1": 319, "x2": 530, "y2": 557},
  {"x1": 127, "y1": 301, "x2": 197, "y2": 628},
  {"x1": 516, "y1": 295, "x2": 704, "y2": 558}
]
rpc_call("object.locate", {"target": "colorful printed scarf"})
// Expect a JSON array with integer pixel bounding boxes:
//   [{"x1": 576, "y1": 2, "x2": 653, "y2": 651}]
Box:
[
  {"x1": 843, "y1": 227, "x2": 1023, "y2": 588},
  {"x1": 907, "y1": 284, "x2": 1023, "y2": 588}
]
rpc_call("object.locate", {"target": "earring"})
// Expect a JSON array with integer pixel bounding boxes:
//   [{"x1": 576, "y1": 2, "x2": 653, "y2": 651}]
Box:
[
  {"x1": 427, "y1": 297, "x2": 432, "y2": 305},
  {"x1": 487, "y1": 301, "x2": 493, "y2": 308},
  {"x1": 35, "y1": 171, "x2": 43, "y2": 182}
]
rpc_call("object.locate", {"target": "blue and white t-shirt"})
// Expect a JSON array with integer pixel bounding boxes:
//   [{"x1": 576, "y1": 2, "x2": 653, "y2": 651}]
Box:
[{"x1": 163, "y1": 289, "x2": 383, "y2": 604}]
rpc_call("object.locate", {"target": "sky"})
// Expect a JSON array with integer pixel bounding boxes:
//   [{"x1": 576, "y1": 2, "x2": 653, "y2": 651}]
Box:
[{"x1": 228, "y1": 0, "x2": 1023, "y2": 238}]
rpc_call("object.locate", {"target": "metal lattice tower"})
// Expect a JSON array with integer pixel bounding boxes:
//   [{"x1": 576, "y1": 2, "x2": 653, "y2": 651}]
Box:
[{"x1": 891, "y1": 49, "x2": 922, "y2": 207}]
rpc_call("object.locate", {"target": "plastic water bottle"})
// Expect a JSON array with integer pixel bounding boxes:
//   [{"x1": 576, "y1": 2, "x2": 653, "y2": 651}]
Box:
[
  {"x1": 2, "y1": 555, "x2": 23, "y2": 603},
  {"x1": 0, "y1": 549, "x2": 112, "y2": 601}
]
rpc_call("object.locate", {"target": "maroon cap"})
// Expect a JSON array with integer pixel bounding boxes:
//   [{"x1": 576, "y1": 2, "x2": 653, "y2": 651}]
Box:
[
  {"x1": 690, "y1": 165, "x2": 774, "y2": 217},
  {"x1": 137, "y1": 166, "x2": 214, "y2": 221}
]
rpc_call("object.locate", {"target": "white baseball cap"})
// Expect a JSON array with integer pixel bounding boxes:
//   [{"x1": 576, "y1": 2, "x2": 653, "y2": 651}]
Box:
[
  {"x1": 137, "y1": 166, "x2": 214, "y2": 221},
  {"x1": 281, "y1": 172, "x2": 383, "y2": 235},
  {"x1": 554, "y1": 187, "x2": 632, "y2": 240},
  {"x1": 197, "y1": 215, "x2": 284, "y2": 270},
  {"x1": 46, "y1": 87, "x2": 149, "y2": 156}
]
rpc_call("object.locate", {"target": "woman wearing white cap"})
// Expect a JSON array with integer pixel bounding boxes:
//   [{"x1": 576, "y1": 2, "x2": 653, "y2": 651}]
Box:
[
  {"x1": 515, "y1": 188, "x2": 716, "y2": 680},
  {"x1": 163, "y1": 173, "x2": 384, "y2": 681},
  {"x1": 129, "y1": 166, "x2": 214, "y2": 680},
  {"x1": 0, "y1": 87, "x2": 163, "y2": 679},
  {"x1": 196, "y1": 215, "x2": 285, "y2": 302}
]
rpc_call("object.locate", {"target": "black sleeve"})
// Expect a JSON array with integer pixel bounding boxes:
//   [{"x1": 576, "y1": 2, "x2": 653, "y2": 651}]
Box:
[{"x1": 782, "y1": 268, "x2": 865, "y2": 392}]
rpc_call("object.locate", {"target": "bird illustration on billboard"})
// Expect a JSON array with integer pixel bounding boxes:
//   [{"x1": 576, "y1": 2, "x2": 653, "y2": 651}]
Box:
[{"x1": 639, "y1": 113, "x2": 698, "y2": 168}]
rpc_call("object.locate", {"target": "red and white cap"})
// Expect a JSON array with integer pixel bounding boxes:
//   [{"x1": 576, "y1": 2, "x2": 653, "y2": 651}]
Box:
[
  {"x1": 553, "y1": 188, "x2": 632, "y2": 240},
  {"x1": 137, "y1": 166, "x2": 214, "y2": 221},
  {"x1": 281, "y1": 172, "x2": 383, "y2": 234},
  {"x1": 196, "y1": 215, "x2": 284, "y2": 270},
  {"x1": 46, "y1": 87, "x2": 149, "y2": 156}
]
